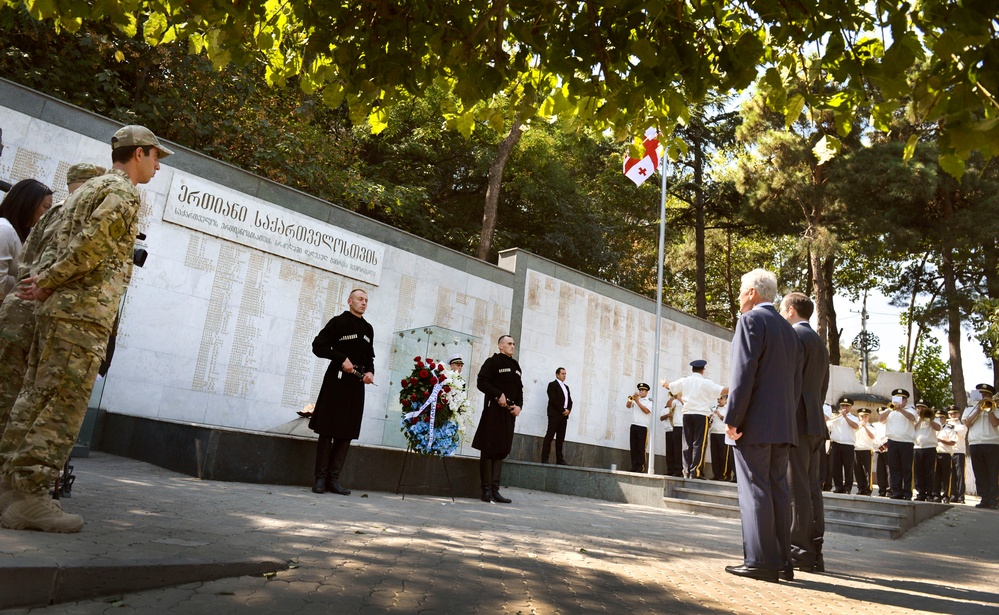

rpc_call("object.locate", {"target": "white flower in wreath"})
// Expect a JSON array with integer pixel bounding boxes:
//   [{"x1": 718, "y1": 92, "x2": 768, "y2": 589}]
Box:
[{"x1": 442, "y1": 368, "x2": 473, "y2": 435}]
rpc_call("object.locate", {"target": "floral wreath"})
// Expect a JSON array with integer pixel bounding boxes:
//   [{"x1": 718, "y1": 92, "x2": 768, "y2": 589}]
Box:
[{"x1": 398, "y1": 355, "x2": 472, "y2": 456}]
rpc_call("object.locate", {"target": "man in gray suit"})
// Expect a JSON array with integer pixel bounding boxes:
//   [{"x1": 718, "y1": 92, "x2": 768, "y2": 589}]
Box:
[
  {"x1": 724, "y1": 269, "x2": 802, "y2": 583},
  {"x1": 780, "y1": 292, "x2": 830, "y2": 573}
]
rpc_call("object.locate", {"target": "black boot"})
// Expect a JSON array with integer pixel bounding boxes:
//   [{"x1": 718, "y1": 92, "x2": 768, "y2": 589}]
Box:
[
  {"x1": 326, "y1": 438, "x2": 352, "y2": 495},
  {"x1": 479, "y1": 458, "x2": 493, "y2": 502},
  {"x1": 313, "y1": 437, "x2": 332, "y2": 494},
  {"x1": 491, "y1": 459, "x2": 512, "y2": 503}
]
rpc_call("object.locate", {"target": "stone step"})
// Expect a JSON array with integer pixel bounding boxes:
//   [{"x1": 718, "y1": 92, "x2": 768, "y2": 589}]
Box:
[
  {"x1": 823, "y1": 503, "x2": 907, "y2": 525},
  {"x1": 672, "y1": 486, "x2": 906, "y2": 525},
  {"x1": 661, "y1": 496, "x2": 904, "y2": 539},
  {"x1": 664, "y1": 475, "x2": 953, "y2": 539}
]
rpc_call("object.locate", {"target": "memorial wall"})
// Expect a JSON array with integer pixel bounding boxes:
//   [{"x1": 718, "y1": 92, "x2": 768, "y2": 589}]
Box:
[{"x1": 0, "y1": 79, "x2": 734, "y2": 464}]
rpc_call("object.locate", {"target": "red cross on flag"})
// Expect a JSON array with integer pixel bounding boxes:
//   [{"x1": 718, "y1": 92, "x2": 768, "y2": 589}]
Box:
[{"x1": 623, "y1": 127, "x2": 662, "y2": 186}]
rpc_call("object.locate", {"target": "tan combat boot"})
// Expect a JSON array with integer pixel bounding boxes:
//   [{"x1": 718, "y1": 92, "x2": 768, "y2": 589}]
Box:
[
  {"x1": 1, "y1": 494, "x2": 84, "y2": 533},
  {"x1": 0, "y1": 477, "x2": 25, "y2": 515}
]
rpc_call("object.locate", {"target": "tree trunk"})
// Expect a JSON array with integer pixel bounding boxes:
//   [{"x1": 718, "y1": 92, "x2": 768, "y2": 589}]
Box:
[
  {"x1": 809, "y1": 245, "x2": 827, "y2": 346},
  {"x1": 941, "y1": 245, "x2": 967, "y2": 407},
  {"x1": 904, "y1": 253, "x2": 930, "y2": 371},
  {"x1": 693, "y1": 135, "x2": 707, "y2": 319},
  {"x1": 476, "y1": 116, "x2": 524, "y2": 261},
  {"x1": 983, "y1": 239, "x2": 999, "y2": 389},
  {"x1": 725, "y1": 228, "x2": 737, "y2": 328},
  {"x1": 823, "y1": 256, "x2": 841, "y2": 365}
]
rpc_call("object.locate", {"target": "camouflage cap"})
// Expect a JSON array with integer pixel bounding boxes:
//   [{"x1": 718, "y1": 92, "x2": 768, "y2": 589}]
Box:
[
  {"x1": 66, "y1": 163, "x2": 106, "y2": 184},
  {"x1": 111, "y1": 125, "x2": 174, "y2": 157}
]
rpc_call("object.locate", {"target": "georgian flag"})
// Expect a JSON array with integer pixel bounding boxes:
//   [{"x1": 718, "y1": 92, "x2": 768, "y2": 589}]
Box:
[{"x1": 623, "y1": 127, "x2": 661, "y2": 186}]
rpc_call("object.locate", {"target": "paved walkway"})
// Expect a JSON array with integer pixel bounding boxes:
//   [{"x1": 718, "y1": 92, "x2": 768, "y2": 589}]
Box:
[{"x1": 1, "y1": 453, "x2": 997, "y2": 614}]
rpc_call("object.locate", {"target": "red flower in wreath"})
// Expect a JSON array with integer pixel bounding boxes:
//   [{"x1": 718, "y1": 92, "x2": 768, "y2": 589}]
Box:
[
  {"x1": 430, "y1": 376, "x2": 438, "y2": 385},
  {"x1": 401, "y1": 378, "x2": 409, "y2": 388},
  {"x1": 443, "y1": 385, "x2": 451, "y2": 393},
  {"x1": 419, "y1": 369, "x2": 429, "y2": 379},
  {"x1": 415, "y1": 356, "x2": 422, "y2": 362}
]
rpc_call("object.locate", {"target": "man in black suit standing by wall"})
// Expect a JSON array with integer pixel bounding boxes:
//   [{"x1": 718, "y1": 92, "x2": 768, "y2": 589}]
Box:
[
  {"x1": 724, "y1": 269, "x2": 802, "y2": 583},
  {"x1": 780, "y1": 292, "x2": 830, "y2": 574},
  {"x1": 541, "y1": 367, "x2": 573, "y2": 465}
]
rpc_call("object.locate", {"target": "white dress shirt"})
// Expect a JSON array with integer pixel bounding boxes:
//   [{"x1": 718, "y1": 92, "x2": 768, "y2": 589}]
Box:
[
  {"x1": 668, "y1": 372, "x2": 724, "y2": 417},
  {"x1": 557, "y1": 379, "x2": 569, "y2": 409}
]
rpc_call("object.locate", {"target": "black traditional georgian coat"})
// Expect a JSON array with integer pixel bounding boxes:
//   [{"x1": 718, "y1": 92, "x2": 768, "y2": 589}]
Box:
[
  {"x1": 309, "y1": 311, "x2": 375, "y2": 439},
  {"x1": 472, "y1": 352, "x2": 524, "y2": 459}
]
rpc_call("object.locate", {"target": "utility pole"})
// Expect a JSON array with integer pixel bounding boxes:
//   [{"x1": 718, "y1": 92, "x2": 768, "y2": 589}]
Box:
[
  {"x1": 851, "y1": 290, "x2": 879, "y2": 387},
  {"x1": 860, "y1": 293, "x2": 869, "y2": 386}
]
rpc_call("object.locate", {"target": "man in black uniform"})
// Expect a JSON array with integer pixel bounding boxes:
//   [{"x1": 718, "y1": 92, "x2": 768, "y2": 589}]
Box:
[
  {"x1": 309, "y1": 289, "x2": 375, "y2": 495},
  {"x1": 473, "y1": 335, "x2": 523, "y2": 503}
]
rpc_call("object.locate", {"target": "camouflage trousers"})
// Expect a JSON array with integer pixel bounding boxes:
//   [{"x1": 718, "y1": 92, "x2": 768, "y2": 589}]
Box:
[
  {"x1": 1, "y1": 315, "x2": 106, "y2": 496},
  {"x1": 0, "y1": 294, "x2": 36, "y2": 439}
]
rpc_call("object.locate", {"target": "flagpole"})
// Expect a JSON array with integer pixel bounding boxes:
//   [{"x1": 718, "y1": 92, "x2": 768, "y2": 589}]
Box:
[{"x1": 648, "y1": 153, "x2": 668, "y2": 476}]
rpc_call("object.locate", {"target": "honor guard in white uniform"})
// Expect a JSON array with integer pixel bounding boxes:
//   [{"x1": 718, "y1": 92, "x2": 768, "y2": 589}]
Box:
[
  {"x1": 853, "y1": 408, "x2": 877, "y2": 496},
  {"x1": 944, "y1": 405, "x2": 968, "y2": 503},
  {"x1": 962, "y1": 383, "x2": 999, "y2": 509},
  {"x1": 827, "y1": 397, "x2": 859, "y2": 493},
  {"x1": 879, "y1": 388, "x2": 916, "y2": 500},
  {"x1": 913, "y1": 399, "x2": 941, "y2": 502},
  {"x1": 934, "y1": 408, "x2": 955, "y2": 503},
  {"x1": 662, "y1": 360, "x2": 727, "y2": 479}
]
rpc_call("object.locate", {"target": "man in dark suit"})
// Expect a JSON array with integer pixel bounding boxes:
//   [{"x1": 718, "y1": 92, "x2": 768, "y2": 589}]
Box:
[
  {"x1": 541, "y1": 367, "x2": 573, "y2": 465},
  {"x1": 541, "y1": 367, "x2": 572, "y2": 466},
  {"x1": 780, "y1": 292, "x2": 829, "y2": 573},
  {"x1": 724, "y1": 269, "x2": 802, "y2": 583}
]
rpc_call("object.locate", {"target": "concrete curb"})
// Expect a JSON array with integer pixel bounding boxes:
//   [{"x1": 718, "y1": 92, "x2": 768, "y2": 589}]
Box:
[{"x1": 0, "y1": 557, "x2": 288, "y2": 609}]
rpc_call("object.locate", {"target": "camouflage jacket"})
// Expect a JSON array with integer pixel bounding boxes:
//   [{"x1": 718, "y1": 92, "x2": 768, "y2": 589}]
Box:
[
  {"x1": 18, "y1": 199, "x2": 66, "y2": 279},
  {"x1": 35, "y1": 168, "x2": 140, "y2": 334}
]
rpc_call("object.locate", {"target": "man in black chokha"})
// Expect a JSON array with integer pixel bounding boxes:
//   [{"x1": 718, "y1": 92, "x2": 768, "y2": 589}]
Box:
[
  {"x1": 473, "y1": 335, "x2": 523, "y2": 503},
  {"x1": 309, "y1": 289, "x2": 375, "y2": 496}
]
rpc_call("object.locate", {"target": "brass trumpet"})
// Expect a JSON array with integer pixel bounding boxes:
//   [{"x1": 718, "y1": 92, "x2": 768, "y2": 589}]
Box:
[
  {"x1": 627, "y1": 395, "x2": 636, "y2": 402},
  {"x1": 919, "y1": 408, "x2": 936, "y2": 420},
  {"x1": 887, "y1": 402, "x2": 898, "y2": 411},
  {"x1": 982, "y1": 399, "x2": 995, "y2": 410}
]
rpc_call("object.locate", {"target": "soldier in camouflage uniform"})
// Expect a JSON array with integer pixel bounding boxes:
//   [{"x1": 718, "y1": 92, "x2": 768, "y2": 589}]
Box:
[
  {"x1": 0, "y1": 127, "x2": 171, "y2": 533},
  {"x1": 0, "y1": 163, "x2": 105, "y2": 439}
]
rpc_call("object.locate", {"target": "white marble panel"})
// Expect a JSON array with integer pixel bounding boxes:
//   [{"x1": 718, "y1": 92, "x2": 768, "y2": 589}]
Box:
[
  {"x1": 102, "y1": 374, "x2": 162, "y2": 419},
  {"x1": 151, "y1": 387, "x2": 208, "y2": 424},
  {"x1": 201, "y1": 396, "x2": 249, "y2": 430},
  {"x1": 520, "y1": 269, "x2": 731, "y2": 453}
]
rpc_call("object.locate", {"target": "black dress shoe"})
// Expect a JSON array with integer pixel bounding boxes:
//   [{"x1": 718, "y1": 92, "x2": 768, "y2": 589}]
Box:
[
  {"x1": 724, "y1": 565, "x2": 779, "y2": 583},
  {"x1": 327, "y1": 481, "x2": 351, "y2": 495},
  {"x1": 312, "y1": 478, "x2": 326, "y2": 494},
  {"x1": 480, "y1": 489, "x2": 493, "y2": 502},
  {"x1": 491, "y1": 488, "x2": 512, "y2": 504},
  {"x1": 790, "y1": 560, "x2": 815, "y2": 573},
  {"x1": 780, "y1": 566, "x2": 794, "y2": 581},
  {"x1": 556, "y1": 460, "x2": 568, "y2": 465}
]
